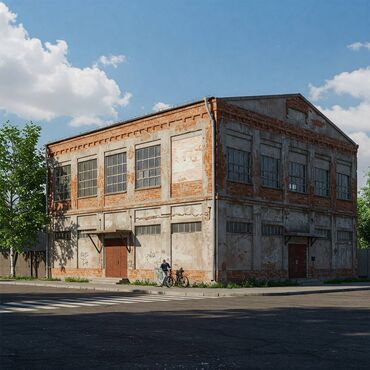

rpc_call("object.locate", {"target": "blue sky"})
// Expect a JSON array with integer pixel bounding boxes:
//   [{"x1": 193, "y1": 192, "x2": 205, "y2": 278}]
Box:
[{"x1": 1, "y1": 0, "x2": 370, "y2": 185}]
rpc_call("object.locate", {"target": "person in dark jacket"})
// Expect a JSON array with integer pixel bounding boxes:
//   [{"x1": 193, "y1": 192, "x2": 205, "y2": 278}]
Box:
[{"x1": 160, "y1": 259, "x2": 171, "y2": 286}]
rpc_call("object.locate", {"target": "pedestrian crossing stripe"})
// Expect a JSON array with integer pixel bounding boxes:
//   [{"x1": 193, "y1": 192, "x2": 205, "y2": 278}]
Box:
[{"x1": 0, "y1": 294, "x2": 215, "y2": 313}]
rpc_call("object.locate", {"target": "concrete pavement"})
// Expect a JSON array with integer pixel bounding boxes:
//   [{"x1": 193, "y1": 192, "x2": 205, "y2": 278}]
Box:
[{"x1": 1, "y1": 279, "x2": 370, "y2": 297}]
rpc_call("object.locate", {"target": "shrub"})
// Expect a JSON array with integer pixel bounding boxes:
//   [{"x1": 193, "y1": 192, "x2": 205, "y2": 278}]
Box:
[{"x1": 64, "y1": 277, "x2": 89, "y2": 283}]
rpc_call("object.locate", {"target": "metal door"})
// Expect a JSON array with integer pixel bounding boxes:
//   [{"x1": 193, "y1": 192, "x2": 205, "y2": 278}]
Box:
[
  {"x1": 288, "y1": 244, "x2": 307, "y2": 278},
  {"x1": 105, "y1": 238, "x2": 128, "y2": 278}
]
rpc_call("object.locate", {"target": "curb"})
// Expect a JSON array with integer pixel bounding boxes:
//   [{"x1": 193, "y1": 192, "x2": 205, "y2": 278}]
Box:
[{"x1": 1, "y1": 280, "x2": 370, "y2": 297}]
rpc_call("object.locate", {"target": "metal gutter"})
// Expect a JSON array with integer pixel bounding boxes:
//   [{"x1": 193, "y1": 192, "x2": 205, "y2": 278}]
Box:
[{"x1": 204, "y1": 97, "x2": 218, "y2": 282}]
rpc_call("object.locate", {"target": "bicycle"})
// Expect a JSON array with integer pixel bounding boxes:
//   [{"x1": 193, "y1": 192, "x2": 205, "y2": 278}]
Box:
[{"x1": 164, "y1": 268, "x2": 189, "y2": 288}]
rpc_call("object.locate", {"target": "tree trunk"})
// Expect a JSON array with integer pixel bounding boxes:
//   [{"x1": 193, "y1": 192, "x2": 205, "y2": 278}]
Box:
[{"x1": 10, "y1": 247, "x2": 15, "y2": 277}]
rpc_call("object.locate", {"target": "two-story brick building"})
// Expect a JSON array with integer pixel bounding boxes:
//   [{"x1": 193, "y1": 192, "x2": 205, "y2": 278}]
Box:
[{"x1": 46, "y1": 94, "x2": 358, "y2": 283}]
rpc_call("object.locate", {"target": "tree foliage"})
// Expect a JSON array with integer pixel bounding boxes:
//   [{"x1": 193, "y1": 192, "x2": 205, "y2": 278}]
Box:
[
  {"x1": 0, "y1": 123, "x2": 47, "y2": 253},
  {"x1": 358, "y1": 171, "x2": 370, "y2": 249}
]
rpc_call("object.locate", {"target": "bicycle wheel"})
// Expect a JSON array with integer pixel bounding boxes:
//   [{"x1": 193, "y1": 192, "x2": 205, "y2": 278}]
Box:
[
  {"x1": 165, "y1": 276, "x2": 174, "y2": 288},
  {"x1": 179, "y1": 276, "x2": 189, "y2": 288}
]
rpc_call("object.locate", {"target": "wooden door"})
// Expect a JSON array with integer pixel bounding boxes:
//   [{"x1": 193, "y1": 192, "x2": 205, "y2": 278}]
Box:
[
  {"x1": 288, "y1": 244, "x2": 307, "y2": 279},
  {"x1": 105, "y1": 238, "x2": 128, "y2": 278}
]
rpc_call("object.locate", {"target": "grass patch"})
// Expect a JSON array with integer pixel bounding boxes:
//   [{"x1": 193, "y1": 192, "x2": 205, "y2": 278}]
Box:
[
  {"x1": 123, "y1": 279, "x2": 158, "y2": 286},
  {"x1": 64, "y1": 277, "x2": 89, "y2": 283},
  {"x1": 192, "y1": 278, "x2": 300, "y2": 289},
  {"x1": 0, "y1": 275, "x2": 36, "y2": 280},
  {"x1": 324, "y1": 277, "x2": 370, "y2": 284},
  {"x1": 39, "y1": 277, "x2": 62, "y2": 281}
]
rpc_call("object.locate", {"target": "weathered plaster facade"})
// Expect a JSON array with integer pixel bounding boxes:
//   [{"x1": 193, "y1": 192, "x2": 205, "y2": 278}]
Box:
[{"x1": 47, "y1": 94, "x2": 358, "y2": 283}]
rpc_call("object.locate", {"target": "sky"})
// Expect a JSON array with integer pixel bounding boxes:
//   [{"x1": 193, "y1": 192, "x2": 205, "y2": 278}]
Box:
[{"x1": 0, "y1": 0, "x2": 369, "y2": 187}]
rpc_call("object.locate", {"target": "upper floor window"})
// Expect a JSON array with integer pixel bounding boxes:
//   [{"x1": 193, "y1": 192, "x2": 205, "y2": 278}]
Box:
[
  {"x1": 227, "y1": 221, "x2": 252, "y2": 234},
  {"x1": 315, "y1": 228, "x2": 331, "y2": 240},
  {"x1": 289, "y1": 162, "x2": 306, "y2": 193},
  {"x1": 105, "y1": 152, "x2": 127, "y2": 194},
  {"x1": 337, "y1": 173, "x2": 351, "y2": 200},
  {"x1": 78, "y1": 159, "x2": 97, "y2": 197},
  {"x1": 261, "y1": 156, "x2": 280, "y2": 188},
  {"x1": 227, "y1": 148, "x2": 251, "y2": 183},
  {"x1": 314, "y1": 167, "x2": 329, "y2": 197},
  {"x1": 54, "y1": 164, "x2": 71, "y2": 201},
  {"x1": 54, "y1": 231, "x2": 71, "y2": 240},
  {"x1": 136, "y1": 145, "x2": 161, "y2": 189}
]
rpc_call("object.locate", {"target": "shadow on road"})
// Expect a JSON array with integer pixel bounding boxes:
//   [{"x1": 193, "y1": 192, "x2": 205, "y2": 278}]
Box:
[{"x1": 1, "y1": 292, "x2": 370, "y2": 369}]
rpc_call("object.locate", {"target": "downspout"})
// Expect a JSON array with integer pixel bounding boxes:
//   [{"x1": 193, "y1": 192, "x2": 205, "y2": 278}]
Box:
[
  {"x1": 45, "y1": 145, "x2": 50, "y2": 278},
  {"x1": 204, "y1": 98, "x2": 218, "y2": 281}
]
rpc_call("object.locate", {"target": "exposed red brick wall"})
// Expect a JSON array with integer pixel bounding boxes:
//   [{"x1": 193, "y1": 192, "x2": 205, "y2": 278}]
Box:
[
  {"x1": 226, "y1": 182, "x2": 253, "y2": 197},
  {"x1": 260, "y1": 187, "x2": 283, "y2": 201},
  {"x1": 51, "y1": 267, "x2": 103, "y2": 278},
  {"x1": 171, "y1": 181, "x2": 203, "y2": 198}
]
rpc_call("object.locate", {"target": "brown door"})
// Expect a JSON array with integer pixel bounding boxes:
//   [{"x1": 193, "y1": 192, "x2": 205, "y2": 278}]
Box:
[
  {"x1": 288, "y1": 244, "x2": 307, "y2": 279},
  {"x1": 105, "y1": 238, "x2": 128, "y2": 278}
]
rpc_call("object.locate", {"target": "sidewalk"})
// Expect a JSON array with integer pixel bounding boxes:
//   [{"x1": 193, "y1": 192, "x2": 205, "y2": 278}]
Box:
[{"x1": 1, "y1": 279, "x2": 370, "y2": 297}]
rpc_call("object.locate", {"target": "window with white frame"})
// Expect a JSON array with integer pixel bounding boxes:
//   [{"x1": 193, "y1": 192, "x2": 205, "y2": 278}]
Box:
[
  {"x1": 314, "y1": 167, "x2": 329, "y2": 197},
  {"x1": 226, "y1": 221, "x2": 252, "y2": 234},
  {"x1": 227, "y1": 148, "x2": 251, "y2": 183},
  {"x1": 54, "y1": 164, "x2": 71, "y2": 201},
  {"x1": 337, "y1": 173, "x2": 351, "y2": 200},
  {"x1": 171, "y1": 222, "x2": 201, "y2": 233},
  {"x1": 136, "y1": 145, "x2": 161, "y2": 189},
  {"x1": 289, "y1": 162, "x2": 306, "y2": 193},
  {"x1": 135, "y1": 225, "x2": 161, "y2": 235},
  {"x1": 261, "y1": 156, "x2": 280, "y2": 188},
  {"x1": 337, "y1": 230, "x2": 352, "y2": 241},
  {"x1": 262, "y1": 224, "x2": 283, "y2": 236},
  {"x1": 78, "y1": 159, "x2": 97, "y2": 197},
  {"x1": 105, "y1": 152, "x2": 127, "y2": 194}
]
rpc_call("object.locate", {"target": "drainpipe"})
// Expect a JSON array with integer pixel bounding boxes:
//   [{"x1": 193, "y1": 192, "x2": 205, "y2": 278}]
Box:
[
  {"x1": 45, "y1": 145, "x2": 49, "y2": 278},
  {"x1": 204, "y1": 98, "x2": 218, "y2": 281}
]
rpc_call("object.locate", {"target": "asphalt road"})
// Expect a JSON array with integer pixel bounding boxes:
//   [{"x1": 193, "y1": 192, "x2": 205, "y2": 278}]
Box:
[{"x1": 1, "y1": 284, "x2": 370, "y2": 369}]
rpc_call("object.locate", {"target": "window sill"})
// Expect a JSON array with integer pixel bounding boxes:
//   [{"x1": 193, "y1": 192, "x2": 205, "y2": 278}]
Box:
[
  {"x1": 104, "y1": 191, "x2": 127, "y2": 196},
  {"x1": 313, "y1": 194, "x2": 331, "y2": 199},
  {"x1": 227, "y1": 180, "x2": 252, "y2": 186},
  {"x1": 336, "y1": 197, "x2": 352, "y2": 202},
  {"x1": 288, "y1": 190, "x2": 307, "y2": 195},
  {"x1": 261, "y1": 185, "x2": 282, "y2": 191},
  {"x1": 77, "y1": 195, "x2": 98, "y2": 200},
  {"x1": 135, "y1": 185, "x2": 161, "y2": 191}
]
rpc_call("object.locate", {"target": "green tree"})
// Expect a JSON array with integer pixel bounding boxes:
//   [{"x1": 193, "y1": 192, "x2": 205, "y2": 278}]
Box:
[
  {"x1": 0, "y1": 123, "x2": 47, "y2": 276},
  {"x1": 358, "y1": 171, "x2": 370, "y2": 249}
]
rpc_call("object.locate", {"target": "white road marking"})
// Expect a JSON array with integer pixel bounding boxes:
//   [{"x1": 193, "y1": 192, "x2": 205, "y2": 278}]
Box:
[{"x1": 0, "y1": 294, "x2": 215, "y2": 313}]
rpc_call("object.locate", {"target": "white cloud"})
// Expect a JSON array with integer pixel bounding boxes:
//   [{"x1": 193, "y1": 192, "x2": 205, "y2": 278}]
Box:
[
  {"x1": 95, "y1": 54, "x2": 126, "y2": 68},
  {"x1": 153, "y1": 102, "x2": 172, "y2": 112},
  {"x1": 0, "y1": 2, "x2": 131, "y2": 126},
  {"x1": 347, "y1": 42, "x2": 370, "y2": 51},
  {"x1": 309, "y1": 64, "x2": 370, "y2": 187}
]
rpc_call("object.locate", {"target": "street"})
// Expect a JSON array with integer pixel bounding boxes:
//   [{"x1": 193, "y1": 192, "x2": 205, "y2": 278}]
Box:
[{"x1": 1, "y1": 284, "x2": 370, "y2": 369}]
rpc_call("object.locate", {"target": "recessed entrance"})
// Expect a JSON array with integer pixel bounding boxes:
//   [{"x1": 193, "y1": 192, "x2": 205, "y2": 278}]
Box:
[
  {"x1": 288, "y1": 244, "x2": 307, "y2": 279},
  {"x1": 105, "y1": 237, "x2": 128, "y2": 278}
]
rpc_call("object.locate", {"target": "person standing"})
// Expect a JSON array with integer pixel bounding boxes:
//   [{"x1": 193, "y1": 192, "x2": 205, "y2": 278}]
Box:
[{"x1": 160, "y1": 259, "x2": 171, "y2": 286}]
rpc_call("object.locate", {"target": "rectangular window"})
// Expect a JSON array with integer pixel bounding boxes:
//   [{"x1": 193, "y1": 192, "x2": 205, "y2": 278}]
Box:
[
  {"x1": 289, "y1": 162, "x2": 306, "y2": 193},
  {"x1": 226, "y1": 221, "x2": 252, "y2": 234},
  {"x1": 314, "y1": 168, "x2": 329, "y2": 197},
  {"x1": 337, "y1": 173, "x2": 351, "y2": 200},
  {"x1": 136, "y1": 145, "x2": 161, "y2": 189},
  {"x1": 315, "y1": 228, "x2": 331, "y2": 240},
  {"x1": 77, "y1": 229, "x2": 95, "y2": 239},
  {"x1": 337, "y1": 230, "x2": 352, "y2": 241},
  {"x1": 227, "y1": 148, "x2": 251, "y2": 183},
  {"x1": 54, "y1": 231, "x2": 71, "y2": 240},
  {"x1": 78, "y1": 159, "x2": 97, "y2": 197},
  {"x1": 261, "y1": 156, "x2": 280, "y2": 188},
  {"x1": 135, "y1": 225, "x2": 161, "y2": 235},
  {"x1": 54, "y1": 164, "x2": 71, "y2": 201},
  {"x1": 262, "y1": 224, "x2": 283, "y2": 236},
  {"x1": 105, "y1": 152, "x2": 127, "y2": 194},
  {"x1": 171, "y1": 222, "x2": 202, "y2": 234}
]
